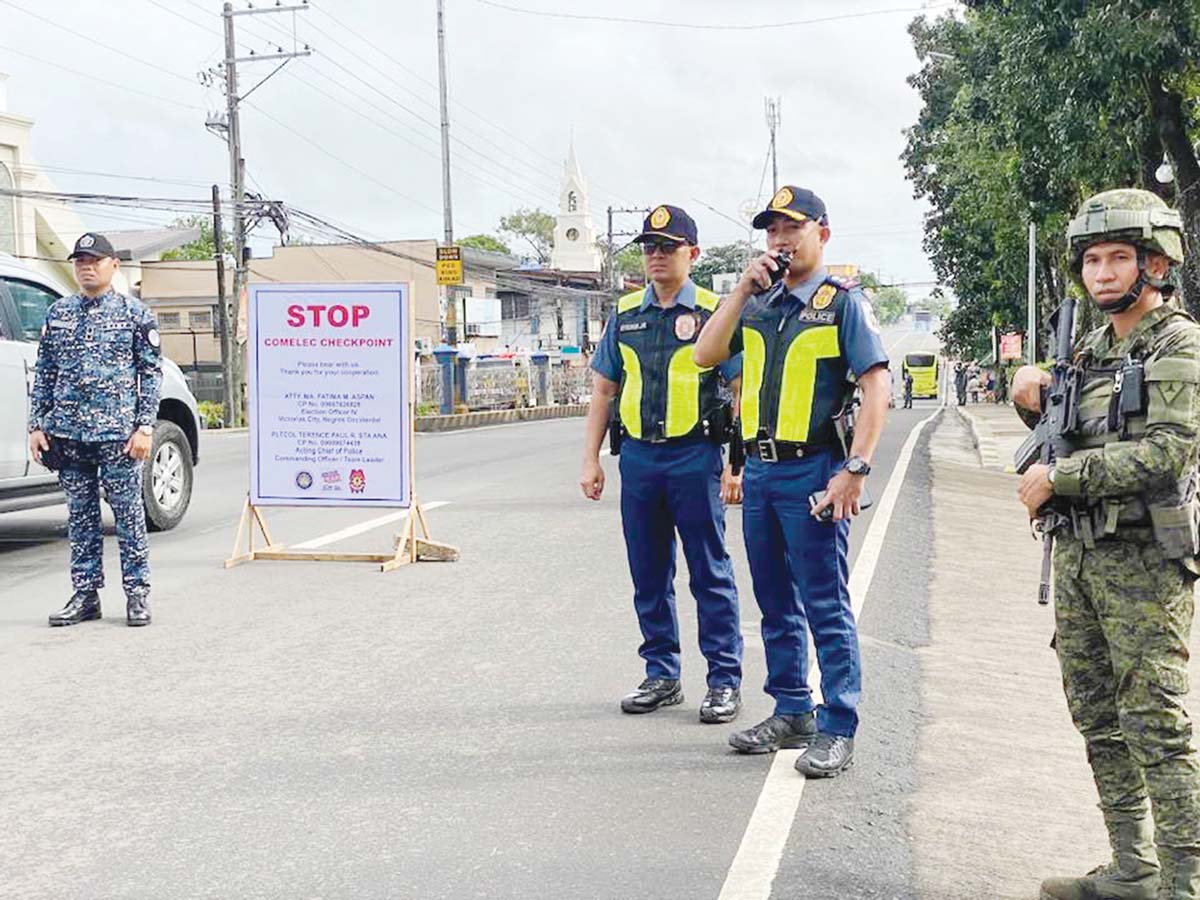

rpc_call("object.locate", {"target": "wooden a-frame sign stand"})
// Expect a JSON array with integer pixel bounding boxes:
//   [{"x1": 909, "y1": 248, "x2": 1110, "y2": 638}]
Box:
[
  {"x1": 224, "y1": 495, "x2": 458, "y2": 573},
  {"x1": 224, "y1": 281, "x2": 458, "y2": 574}
]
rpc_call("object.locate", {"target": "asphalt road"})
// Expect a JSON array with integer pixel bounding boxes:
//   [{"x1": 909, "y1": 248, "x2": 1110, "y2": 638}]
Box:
[{"x1": 0, "y1": 321, "x2": 943, "y2": 899}]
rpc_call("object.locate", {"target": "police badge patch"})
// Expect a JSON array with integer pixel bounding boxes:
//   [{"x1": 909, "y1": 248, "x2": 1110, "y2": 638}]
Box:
[
  {"x1": 650, "y1": 206, "x2": 672, "y2": 229},
  {"x1": 811, "y1": 284, "x2": 837, "y2": 310},
  {"x1": 674, "y1": 312, "x2": 698, "y2": 341},
  {"x1": 770, "y1": 186, "x2": 794, "y2": 209},
  {"x1": 79, "y1": 234, "x2": 96, "y2": 249}
]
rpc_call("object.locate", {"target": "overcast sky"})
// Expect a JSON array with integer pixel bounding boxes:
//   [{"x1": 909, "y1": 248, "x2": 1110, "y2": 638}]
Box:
[{"x1": 1, "y1": 0, "x2": 953, "y2": 289}]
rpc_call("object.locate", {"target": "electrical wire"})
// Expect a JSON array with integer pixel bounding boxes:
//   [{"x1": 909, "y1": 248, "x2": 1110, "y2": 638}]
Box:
[
  {"x1": 470, "y1": 1, "x2": 954, "y2": 31},
  {"x1": 0, "y1": 41, "x2": 203, "y2": 111}
]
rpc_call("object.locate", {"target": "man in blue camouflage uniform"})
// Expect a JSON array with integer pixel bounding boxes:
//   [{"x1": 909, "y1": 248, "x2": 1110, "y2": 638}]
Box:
[
  {"x1": 696, "y1": 186, "x2": 891, "y2": 778},
  {"x1": 29, "y1": 233, "x2": 162, "y2": 627}
]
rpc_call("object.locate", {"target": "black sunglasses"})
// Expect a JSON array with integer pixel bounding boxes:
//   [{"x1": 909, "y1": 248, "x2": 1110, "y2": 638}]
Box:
[{"x1": 641, "y1": 240, "x2": 686, "y2": 256}]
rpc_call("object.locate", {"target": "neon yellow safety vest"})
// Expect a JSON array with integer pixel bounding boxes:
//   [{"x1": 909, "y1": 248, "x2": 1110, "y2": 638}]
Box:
[
  {"x1": 738, "y1": 279, "x2": 855, "y2": 445},
  {"x1": 613, "y1": 286, "x2": 723, "y2": 441}
]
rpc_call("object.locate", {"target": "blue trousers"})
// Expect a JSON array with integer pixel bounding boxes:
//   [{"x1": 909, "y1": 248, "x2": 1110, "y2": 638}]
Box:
[
  {"x1": 743, "y1": 451, "x2": 861, "y2": 736},
  {"x1": 618, "y1": 438, "x2": 742, "y2": 687},
  {"x1": 57, "y1": 439, "x2": 150, "y2": 600}
]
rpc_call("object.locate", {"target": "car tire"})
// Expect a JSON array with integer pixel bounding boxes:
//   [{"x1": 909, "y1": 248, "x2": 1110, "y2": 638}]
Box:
[{"x1": 143, "y1": 420, "x2": 193, "y2": 532}]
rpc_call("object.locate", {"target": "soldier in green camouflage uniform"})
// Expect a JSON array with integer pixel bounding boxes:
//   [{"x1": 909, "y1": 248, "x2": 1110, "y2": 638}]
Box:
[{"x1": 1013, "y1": 189, "x2": 1200, "y2": 900}]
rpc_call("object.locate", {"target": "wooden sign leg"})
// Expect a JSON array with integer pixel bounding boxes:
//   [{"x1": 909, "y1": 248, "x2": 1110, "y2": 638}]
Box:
[{"x1": 225, "y1": 494, "x2": 283, "y2": 568}]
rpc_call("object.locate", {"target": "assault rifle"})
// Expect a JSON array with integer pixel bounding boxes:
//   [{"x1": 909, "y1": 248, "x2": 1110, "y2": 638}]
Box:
[{"x1": 1013, "y1": 295, "x2": 1081, "y2": 605}]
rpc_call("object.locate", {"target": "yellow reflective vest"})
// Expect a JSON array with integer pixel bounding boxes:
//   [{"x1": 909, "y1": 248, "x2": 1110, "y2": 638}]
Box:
[
  {"x1": 612, "y1": 285, "x2": 724, "y2": 442},
  {"x1": 737, "y1": 280, "x2": 859, "y2": 445}
]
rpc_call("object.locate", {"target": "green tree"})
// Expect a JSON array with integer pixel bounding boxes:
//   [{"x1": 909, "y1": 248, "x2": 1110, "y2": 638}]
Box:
[
  {"x1": 903, "y1": 4, "x2": 1200, "y2": 358},
  {"x1": 161, "y1": 214, "x2": 232, "y2": 262},
  {"x1": 872, "y1": 285, "x2": 909, "y2": 326},
  {"x1": 499, "y1": 208, "x2": 555, "y2": 263},
  {"x1": 460, "y1": 233, "x2": 511, "y2": 254},
  {"x1": 692, "y1": 241, "x2": 755, "y2": 290}
]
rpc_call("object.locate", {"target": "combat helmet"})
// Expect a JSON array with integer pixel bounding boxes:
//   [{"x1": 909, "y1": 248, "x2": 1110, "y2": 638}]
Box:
[{"x1": 1065, "y1": 188, "x2": 1186, "y2": 312}]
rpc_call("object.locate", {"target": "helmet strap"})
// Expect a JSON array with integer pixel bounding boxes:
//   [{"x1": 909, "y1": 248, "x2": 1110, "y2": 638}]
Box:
[{"x1": 1094, "y1": 248, "x2": 1169, "y2": 314}]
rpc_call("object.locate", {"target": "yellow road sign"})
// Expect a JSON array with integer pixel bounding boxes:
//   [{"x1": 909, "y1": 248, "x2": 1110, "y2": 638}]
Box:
[{"x1": 436, "y1": 245, "x2": 463, "y2": 286}]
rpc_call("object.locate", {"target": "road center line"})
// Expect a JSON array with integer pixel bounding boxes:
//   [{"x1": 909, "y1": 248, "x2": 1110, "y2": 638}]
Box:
[
  {"x1": 717, "y1": 404, "x2": 943, "y2": 900},
  {"x1": 290, "y1": 501, "x2": 450, "y2": 550}
]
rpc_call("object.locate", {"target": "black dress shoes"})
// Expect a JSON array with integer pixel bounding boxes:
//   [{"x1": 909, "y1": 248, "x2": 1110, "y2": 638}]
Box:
[
  {"x1": 48, "y1": 591, "x2": 101, "y2": 627},
  {"x1": 620, "y1": 678, "x2": 683, "y2": 714}
]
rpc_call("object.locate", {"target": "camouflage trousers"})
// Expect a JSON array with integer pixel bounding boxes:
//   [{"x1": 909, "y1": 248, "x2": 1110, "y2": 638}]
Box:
[
  {"x1": 1055, "y1": 534, "x2": 1200, "y2": 854},
  {"x1": 56, "y1": 439, "x2": 149, "y2": 600}
]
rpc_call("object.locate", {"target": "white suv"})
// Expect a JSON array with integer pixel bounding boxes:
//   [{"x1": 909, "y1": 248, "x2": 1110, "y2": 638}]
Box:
[{"x1": 0, "y1": 253, "x2": 201, "y2": 530}]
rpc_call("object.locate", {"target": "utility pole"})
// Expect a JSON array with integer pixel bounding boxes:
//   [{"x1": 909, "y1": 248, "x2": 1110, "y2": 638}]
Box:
[
  {"x1": 436, "y1": 0, "x2": 454, "y2": 247},
  {"x1": 1027, "y1": 222, "x2": 1037, "y2": 363},
  {"x1": 435, "y1": 0, "x2": 461, "y2": 347},
  {"x1": 210, "y1": 1, "x2": 311, "y2": 423},
  {"x1": 212, "y1": 184, "x2": 234, "y2": 427},
  {"x1": 765, "y1": 96, "x2": 781, "y2": 194}
]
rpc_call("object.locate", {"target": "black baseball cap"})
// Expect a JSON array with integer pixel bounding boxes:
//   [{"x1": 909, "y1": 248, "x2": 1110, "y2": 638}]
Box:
[
  {"x1": 632, "y1": 204, "x2": 699, "y2": 245},
  {"x1": 752, "y1": 186, "x2": 828, "y2": 229},
  {"x1": 68, "y1": 232, "x2": 117, "y2": 260}
]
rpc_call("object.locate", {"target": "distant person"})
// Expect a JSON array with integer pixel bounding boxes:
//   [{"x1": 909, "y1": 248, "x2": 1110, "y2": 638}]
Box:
[
  {"x1": 967, "y1": 372, "x2": 981, "y2": 403},
  {"x1": 29, "y1": 233, "x2": 162, "y2": 627},
  {"x1": 903, "y1": 371, "x2": 914, "y2": 408},
  {"x1": 954, "y1": 363, "x2": 968, "y2": 406}
]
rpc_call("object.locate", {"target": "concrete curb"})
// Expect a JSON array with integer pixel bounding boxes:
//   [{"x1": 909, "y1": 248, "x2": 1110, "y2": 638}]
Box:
[
  {"x1": 953, "y1": 405, "x2": 1002, "y2": 470},
  {"x1": 415, "y1": 404, "x2": 588, "y2": 433}
]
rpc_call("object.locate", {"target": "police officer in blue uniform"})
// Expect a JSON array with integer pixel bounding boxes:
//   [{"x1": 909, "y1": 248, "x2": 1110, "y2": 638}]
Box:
[
  {"x1": 29, "y1": 233, "x2": 162, "y2": 627},
  {"x1": 695, "y1": 187, "x2": 891, "y2": 776},
  {"x1": 581, "y1": 205, "x2": 745, "y2": 723}
]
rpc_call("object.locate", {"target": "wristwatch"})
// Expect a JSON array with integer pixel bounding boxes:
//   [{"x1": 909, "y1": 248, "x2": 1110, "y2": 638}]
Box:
[
  {"x1": 844, "y1": 455, "x2": 871, "y2": 476},
  {"x1": 137, "y1": 425, "x2": 154, "y2": 436}
]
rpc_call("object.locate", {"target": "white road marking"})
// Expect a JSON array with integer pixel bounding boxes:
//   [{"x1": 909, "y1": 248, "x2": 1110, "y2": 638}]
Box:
[
  {"x1": 290, "y1": 501, "x2": 450, "y2": 550},
  {"x1": 717, "y1": 403, "x2": 944, "y2": 900}
]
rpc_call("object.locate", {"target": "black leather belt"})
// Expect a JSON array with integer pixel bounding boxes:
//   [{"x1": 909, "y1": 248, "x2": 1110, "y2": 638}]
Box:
[{"x1": 744, "y1": 437, "x2": 838, "y2": 462}]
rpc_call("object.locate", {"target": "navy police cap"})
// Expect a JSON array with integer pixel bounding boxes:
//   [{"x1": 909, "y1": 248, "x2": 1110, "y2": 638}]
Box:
[
  {"x1": 68, "y1": 232, "x2": 117, "y2": 260},
  {"x1": 752, "y1": 186, "x2": 828, "y2": 229},
  {"x1": 633, "y1": 204, "x2": 698, "y2": 245}
]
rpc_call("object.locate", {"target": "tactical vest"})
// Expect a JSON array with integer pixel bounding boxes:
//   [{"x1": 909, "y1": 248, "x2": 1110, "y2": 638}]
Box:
[
  {"x1": 614, "y1": 286, "x2": 723, "y2": 442},
  {"x1": 740, "y1": 278, "x2": 854, "y2": 445},
  {"x1": 1065, "y1": 307, "x2": 1200, "y2": 562}
]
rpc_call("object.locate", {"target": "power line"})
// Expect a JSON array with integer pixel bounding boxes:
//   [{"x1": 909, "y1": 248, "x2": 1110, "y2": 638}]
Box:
[
  {"x1": 304, "y1": 0, "x2": 633, "y2": 209},
  {"x1": 0, "y1": 41, "x2": 203, "y2": 111},
  {"x1": 471, "y1": 0, "x2": 953, "y2": 30}
]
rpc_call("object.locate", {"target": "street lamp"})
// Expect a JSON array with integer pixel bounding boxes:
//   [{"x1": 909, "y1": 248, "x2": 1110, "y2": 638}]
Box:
[{"x1": 1156, "y1": 154, "x2": 1175, "y2": 185}]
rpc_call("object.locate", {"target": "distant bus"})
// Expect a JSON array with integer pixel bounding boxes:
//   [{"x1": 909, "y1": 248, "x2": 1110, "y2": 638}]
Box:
[
  {"x1": 903, "y1": 352, "x2": 939, "y2": 399},
  {"x1": 913, "y1": 309, "x2": 932, "y2": 330}
]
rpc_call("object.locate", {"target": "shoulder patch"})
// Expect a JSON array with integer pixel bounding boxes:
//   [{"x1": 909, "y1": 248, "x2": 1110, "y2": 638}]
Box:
[
  {"x1": 811, "y1": 284, "x2": 838, "y2": 311},
  {"x1": 827, "y1": 275, "x2": 860, "y2": 290}
]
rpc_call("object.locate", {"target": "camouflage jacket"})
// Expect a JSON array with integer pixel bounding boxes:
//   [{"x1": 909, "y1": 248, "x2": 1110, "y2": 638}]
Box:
[
  {"x1": 1053, "y1": 304, "x2": 1200, "y2": 505},
  {"x1": 29, "y1": 289, "x2": 162, "y2": 442}
]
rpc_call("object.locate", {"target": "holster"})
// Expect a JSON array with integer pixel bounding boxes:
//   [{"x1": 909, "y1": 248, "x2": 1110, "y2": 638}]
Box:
[
  {"x1": 729, "y1": 418, "x2": 746, "y2": 475},
  {"x1": 608, "y1": 399, "x2": 623, "y2": 456}
]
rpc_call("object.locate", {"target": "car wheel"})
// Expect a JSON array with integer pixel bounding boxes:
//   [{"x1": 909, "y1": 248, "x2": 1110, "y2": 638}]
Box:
[{"x1": 143, "y1": 420, "x2": 193, "y2": 531}]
